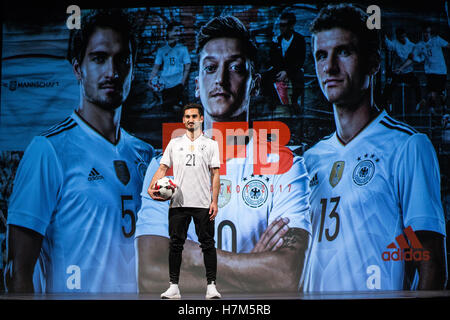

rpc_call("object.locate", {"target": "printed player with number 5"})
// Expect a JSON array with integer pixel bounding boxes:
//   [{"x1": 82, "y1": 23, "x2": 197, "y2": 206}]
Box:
[
  {"x1": 4, "y1": 10, "x2": 154, "y2": 293},
  {"x1": 303, "y1": 4, "x2": 446, "y2": 291}
]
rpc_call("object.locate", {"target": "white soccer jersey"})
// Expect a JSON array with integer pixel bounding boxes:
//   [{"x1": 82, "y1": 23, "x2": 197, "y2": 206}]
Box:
[
  {"x1": 161, "y1": 133, "x2": 220, "y2": 208},
  {"x1": 7, "y1": 111, "x2": 154, "y2": 293},
  {"x1": 154, "y1": 43, "x2": 191, "y2": 89},
  {"x1": 136, "y1": 138, "x2": 311, "y2": 254},
  {"x1": 303, "y1": 110, "x2": 445, "y2": 292},
  {"x1": 415, "y1": 36, "x2": 449, "y2": 74}
]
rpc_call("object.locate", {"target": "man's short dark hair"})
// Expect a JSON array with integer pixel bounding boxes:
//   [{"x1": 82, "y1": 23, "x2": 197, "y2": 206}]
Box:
[
  {"x1": 309, "y1": 3, "x2": 381, "y2": 73},
  {"x1": 67, "y1": 9, "x2": 138, "y2": 65},
  {"x1": 280, "y1": 12, "x2": 296, "y2": 26},
  {"x1": 196, "y1": 16, "x2": 257, "y2": 72},
  {"x1": 183, "y1": 103, "x2": 204, "y2": 117}
]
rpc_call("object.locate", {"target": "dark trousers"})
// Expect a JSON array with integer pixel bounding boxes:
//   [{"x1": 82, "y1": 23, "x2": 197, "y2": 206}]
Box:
[
  {"x1": 161, "y1": 84, "x2": 185, "y2": 110},
  {"x1": 261, "y1": 69, "x2": 304, "y2": 108},
  {"x1": 290, "y1": 70, "x2": 305, "y2": 107},
  {"x1": 168, "y1": 207, "x2": 217, "y2": 284}
]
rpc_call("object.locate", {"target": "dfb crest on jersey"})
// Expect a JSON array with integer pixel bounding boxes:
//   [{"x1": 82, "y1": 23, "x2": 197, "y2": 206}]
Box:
[
  {"x1": 114, "y1": 160, "x2": 130, "y2": 186},
  {"x1": 218, "y1": 179, "x2": 232, "y2": 208},
  {"x1": 329, "y1": 161, "x2": 345, "y2": 188},
  {"x1": 242, "y1": 178, "x2": 268, "y2": 208},
  {"x1": 353, "y1": 159, "x2": 375, "y2": 186}
]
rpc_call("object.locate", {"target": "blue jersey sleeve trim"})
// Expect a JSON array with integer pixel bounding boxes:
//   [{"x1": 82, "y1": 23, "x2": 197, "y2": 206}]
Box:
[
  {"x1": 394, "y1": 133, "x2": 445, "y2": 236},
  {"x1": 7, "y1": 136, "x2": 63, "y2": 236},
  {"x1": 7, "y1": 210, "x2": 49, "y2": 236},
  {"x1": 407, "y1": 216, "x2": 446, "y2": 236}
]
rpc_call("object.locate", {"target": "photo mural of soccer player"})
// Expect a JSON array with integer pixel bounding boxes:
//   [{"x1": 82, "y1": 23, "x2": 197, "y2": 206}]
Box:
[
  {"x1": 147, "y1": 21, "x2": 191, "y2": 112},
  {"x1": 303, "y1": 4, "x2": 446, "y2": 291},
  {"x1": 136, "y1": 16, "x2": 311, "y2": 293},
  {"x1": 4, "y1": 9, "x2": 154, "y2": 293}
]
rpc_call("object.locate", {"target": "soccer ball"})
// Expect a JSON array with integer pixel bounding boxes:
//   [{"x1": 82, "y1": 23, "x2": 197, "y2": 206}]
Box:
[
  {"x1": 155, "y1": 177, "x2": 177, "y2": 200},
  {"x1": 149, "y1": 76, "x2": 165, "y2": 92}
]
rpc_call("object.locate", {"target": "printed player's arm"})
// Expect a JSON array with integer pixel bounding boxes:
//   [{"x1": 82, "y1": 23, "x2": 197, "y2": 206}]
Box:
[
  {"x1": 414, "y1": 231, "x2": 446, "y2": 290},
  {"x1": 5, "y1": 137, "x2": 62, "y2": 293},
  {"x1": 5, "y1": 225, "x2": 43, "y2": 292},
  {"x1": 395, "y1": 134, "x2": 446, "y2": 289}
]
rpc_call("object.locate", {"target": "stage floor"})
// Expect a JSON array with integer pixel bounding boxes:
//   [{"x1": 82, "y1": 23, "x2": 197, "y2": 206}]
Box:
[{"x1": 1, "y1": 290, "x2": 450, "y2": 300}]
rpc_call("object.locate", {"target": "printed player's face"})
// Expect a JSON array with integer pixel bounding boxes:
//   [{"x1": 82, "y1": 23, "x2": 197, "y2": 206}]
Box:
[
  {"x1": 74, "y1": 27, "x2": 133, "y2": 111},
  {"x1": 313, "y1": 27, "x2": 370, "y2": 106},
  {"x1": 168, "y1": 26, "x2": 182, "y2": 43},
  {"x1": 279, "y1": 19, "x2": 293, "y2": 36},
  {"x1": 195, "y1": 37, "x2": 253, "y2": 120}
]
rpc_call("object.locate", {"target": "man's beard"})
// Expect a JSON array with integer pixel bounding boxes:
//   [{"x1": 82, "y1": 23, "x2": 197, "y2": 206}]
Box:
[
  {"x1": 333, "y1": 93, "x2": 370, "y2": 113},
  {"x1": 94, "y1": 95, "x2": 124, "y2": 111},
  {"x1": 83, "y1": 85, "x2": 126, "y2": 111}
]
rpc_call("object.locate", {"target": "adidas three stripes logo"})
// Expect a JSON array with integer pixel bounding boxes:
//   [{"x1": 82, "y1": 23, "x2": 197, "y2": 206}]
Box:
[
  {"x1": 88, "y1": 168, "x2": 104, "y2": 181},
  {"x1": 381, "y1": 226, "x2": 430, "y2": 262}
]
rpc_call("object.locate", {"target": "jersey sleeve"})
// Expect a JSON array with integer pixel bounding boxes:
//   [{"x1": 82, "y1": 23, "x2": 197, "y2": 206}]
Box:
[
  {"x1": 160, "y1": 140, "x2": 173, "y2": 168},
  {"x1": 395, "y1": 134, "x2": 445, "y2": 235},
  {"x1": 135, "y1": 156, "x2": 170, "y2": 238},
  {"x1": 268, "y1": 153, "x2": 312, "y2": 234},
  {"x1": 7, "y1": 136, "x2": 63, "y2": 236},
  {"x1": 210, "y1": 140, "x2": 220, "y2": 169},
  {"x1": 437, "y1": 36, "x2": 449, "y2": 47}
]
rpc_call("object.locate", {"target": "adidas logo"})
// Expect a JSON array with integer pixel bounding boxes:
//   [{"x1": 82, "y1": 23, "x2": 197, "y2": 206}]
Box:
[
  {"x1": 309, "y1": 173, "x2": 319, "y2": 187},
  {"x1": 381, "y1": 226, "x2": 430, "y2": 262},
  {"x1": 88, "y1": 168, "x2": 104, "y2": 181}
]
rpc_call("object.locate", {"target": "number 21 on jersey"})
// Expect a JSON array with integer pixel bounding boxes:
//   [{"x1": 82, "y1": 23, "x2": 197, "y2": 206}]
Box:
[{"x1": 186, "y1": 154, "x2": 196, "y2": 166}]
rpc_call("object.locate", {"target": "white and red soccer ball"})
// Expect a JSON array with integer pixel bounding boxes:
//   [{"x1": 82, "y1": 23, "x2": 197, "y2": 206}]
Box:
[
  {"x1": 155, "y1": 177, "x2": 177, "y2": 200},
  {"x1": 149, "y1": 76, "x2": 165, "y2": 92}
]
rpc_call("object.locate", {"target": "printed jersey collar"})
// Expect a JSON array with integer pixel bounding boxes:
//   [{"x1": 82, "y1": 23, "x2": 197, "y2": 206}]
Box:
[
  {"x1": 184, "y1": 132, "x2": 204, "y2": 143},
  {"x1": 71, "y1": 111, "x2": 123, "y2": 148},
  {"x1": 334, "y1": 109, "x2": 386, "y2": 148}
]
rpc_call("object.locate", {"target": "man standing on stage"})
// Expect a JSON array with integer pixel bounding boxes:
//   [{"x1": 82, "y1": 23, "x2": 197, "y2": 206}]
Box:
[
  {"x1": 303, "y1": 4, "x2": 446, "y2": 291},
  {"x1": 147, "y1": 103, "x2": 221, "y2": 299}
]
